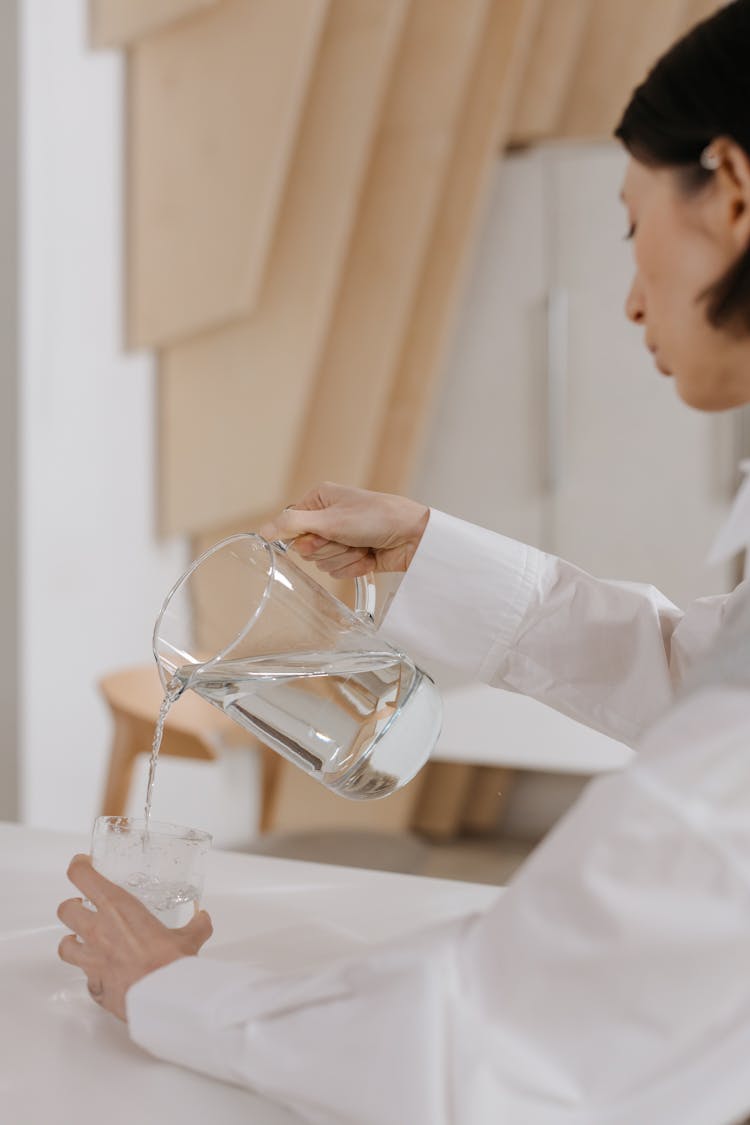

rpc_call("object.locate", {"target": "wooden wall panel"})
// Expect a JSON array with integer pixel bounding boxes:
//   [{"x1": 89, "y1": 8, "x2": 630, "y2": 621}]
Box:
[
  {"x1": 159, "y1": 0, "x2": 409, "y2": 536},
  {"x1": 371, "y1": 0, "x2": 541, "y2": 495},
  {"x1": 128, "y1": 0, "x2": 328, "y2": 348},
  {"x1": 89, "y1": 0, "x2": 219, "y2": 47},
  {"x1": 287, "y1": 0, "x2": 492, "y2": 500},
  {"x1": 679, "y1": 0, "x2": 724, "y2": 28},
  {"x1": 557, "y1": 0, "x2": 688, "y2": 139},
  {"x1": 510, "y1": 0, "x2": 591, "y2": 144},
  {"x1": 263, "y1": 764, "x2": 427, "y2": 835},
  {"x1": 507, "y1": 0, "x2": 726, "y2": 146}
]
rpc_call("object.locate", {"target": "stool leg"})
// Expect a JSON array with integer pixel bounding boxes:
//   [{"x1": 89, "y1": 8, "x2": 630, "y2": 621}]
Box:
[
  {"x1": 100, "y1": 714, "x2": 139, "y2": 817},
  {"x1": 258, "y1": 747, "x2": 284, "y2": 834}
]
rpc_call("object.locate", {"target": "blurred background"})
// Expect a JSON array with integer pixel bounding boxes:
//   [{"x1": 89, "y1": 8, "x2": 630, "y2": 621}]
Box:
[{"x1": 0, "y1": 0, "x2": 737, "y2": 883}]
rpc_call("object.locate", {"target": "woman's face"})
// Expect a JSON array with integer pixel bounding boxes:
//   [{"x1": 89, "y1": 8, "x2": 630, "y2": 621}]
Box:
[{"x1": 621, "y1": 152, "x2": 750, "y2": 411}]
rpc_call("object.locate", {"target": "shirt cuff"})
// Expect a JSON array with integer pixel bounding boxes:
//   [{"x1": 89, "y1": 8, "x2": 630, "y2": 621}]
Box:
[
  {"x1": 379, "y1": 508, "x2": 543, "y2": 682},
  {"x1": 127, "y1": 956, "x2": 267, "y2": 1084}
]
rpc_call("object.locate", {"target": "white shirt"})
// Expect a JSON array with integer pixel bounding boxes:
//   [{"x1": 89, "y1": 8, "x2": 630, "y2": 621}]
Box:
[{"x1": 127, "y1": 490, "x2": 750, "y2": 1125}]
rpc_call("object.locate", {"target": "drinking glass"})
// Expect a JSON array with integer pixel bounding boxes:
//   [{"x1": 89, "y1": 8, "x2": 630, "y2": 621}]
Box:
[{"x1": 90, "y1": 816, "x2": 211, "y2": 928}]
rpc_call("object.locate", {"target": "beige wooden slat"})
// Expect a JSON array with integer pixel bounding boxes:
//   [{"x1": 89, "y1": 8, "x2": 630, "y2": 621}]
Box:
[
  {"x1": 370, "y1": 0, "x2": 542, "y2": 495},
  {"x1": 679, "y1": 0, "x2": 724, "y2": 30},
  {"x1": 461, "y1": 766, "x2": 516, "y2": 835},
  {"x1": 89, "y1": 0, "x2": 219, "y2": 47},
  {"x1": 558, "y1": 0, "x2": 688, "y2": 139},
  {"x1": 411, "y1": 763, "x2": 475, "y2": 840},
  {"x1": 128, "y1": 0, "x2": 329, "y2": 348},
  {"x1": 287, "y1": 0, "x2": 492, "y2": 500},
  {"x1": 510, "y1": 0, "x2": 591, "y2": 144},
  {"x1": 159, "y1": 0, "x2": 409, "y2": 535},
  {"x1": 264, "y1": 764, "x2": 427, "y2": 835}
]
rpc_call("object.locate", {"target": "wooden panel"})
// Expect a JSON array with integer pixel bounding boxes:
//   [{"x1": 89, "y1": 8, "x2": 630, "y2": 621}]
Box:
[
  {"x1": 128, "y1": 0, "x2": 329, "y2": 348},
  {"x1": 679, "y1": 0, "x2": 724, "y2": 29},
  {"x1": 557, "y1": 0, "x2": 688, "y2": 139},
  {"x1": 264, "y1": 764, "x2": 426, "y2": 834},
  {"x1": 89, "y1": 0, "x2": 219, "y2": 47},
  {"x1": 411, "y1": 762, "x2": 475, "y2": 840},
  {"x1": 509, "y1": 0, "x2": 724, "y2": 146},
  {"x1": 510, "y1": 0, "x2": 591, "y2": 144},
  {"x1": 461, "y1": 766, "x2": 516, "y2": 834},
  {"x1": 159, "y1": 0, "x2": 409, "y2": 535},
  {"x1": 287, "y1": 0, "x2": 492, "y2": 500},
  {"x1": 371, "y1": 0, "x2": 542, "y2": 495}
]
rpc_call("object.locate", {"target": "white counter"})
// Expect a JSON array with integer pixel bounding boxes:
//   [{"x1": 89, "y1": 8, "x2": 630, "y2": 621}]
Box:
[{"x1": 0, "y1": 821, "x2": 498, "y2": 1124}]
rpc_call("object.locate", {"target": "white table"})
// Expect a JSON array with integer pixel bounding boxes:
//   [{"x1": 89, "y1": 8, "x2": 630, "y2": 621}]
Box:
[
  {"x1": 434, "y1": 683, "x2": 634, "y2": 773},
  {"x1": 0, "y1": 822, "x2": 498, "y2": 1124}
]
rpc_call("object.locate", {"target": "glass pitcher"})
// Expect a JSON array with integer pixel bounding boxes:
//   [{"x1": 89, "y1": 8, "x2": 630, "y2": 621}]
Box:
[{"x1": 153, "y1": 534, "x2": 442, "y2": 799}]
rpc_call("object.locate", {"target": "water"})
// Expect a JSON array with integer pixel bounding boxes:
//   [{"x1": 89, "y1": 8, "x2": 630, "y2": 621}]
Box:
[
  {"x1": 143, "y1": 649, "x2": 441, "y2": 813},
  {"x1": 124, "y1": 872, "x2": 200, "y2": 928},
  {"x1": 171, "y1": 648, "x2": 441, "y2": 799},
  {"x1": 143, "y1": 676, "x2": 186, "y2": 832}
]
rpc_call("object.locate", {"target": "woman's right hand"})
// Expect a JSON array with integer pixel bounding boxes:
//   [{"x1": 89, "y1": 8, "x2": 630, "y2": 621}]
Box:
[{"x1": 259, "y1": 482, "x2": 429, "y2": 578}]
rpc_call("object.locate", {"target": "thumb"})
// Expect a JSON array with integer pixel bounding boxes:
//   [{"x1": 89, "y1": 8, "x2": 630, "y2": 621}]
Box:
[
  {"x1": 178, "y1": 909, "x2": 213, "y2": 951},
  {"x1": 259, "y1": 507, "x2": 334, "y2": 544}
]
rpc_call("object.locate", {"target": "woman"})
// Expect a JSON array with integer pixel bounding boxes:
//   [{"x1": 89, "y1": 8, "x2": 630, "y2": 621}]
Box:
[{"x1": 59, "y1": 3, "x2": 750, "y2": 1122}]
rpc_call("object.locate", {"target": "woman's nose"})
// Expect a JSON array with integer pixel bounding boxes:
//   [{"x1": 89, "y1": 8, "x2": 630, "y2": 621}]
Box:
[{"x1": 625, "y1": 275, "x2": 645, "y2": 324}]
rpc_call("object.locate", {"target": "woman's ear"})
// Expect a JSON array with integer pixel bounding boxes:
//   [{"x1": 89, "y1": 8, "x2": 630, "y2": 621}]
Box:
[{"x1": 710, "y1": 137, "x2": 750, "y2": 253}]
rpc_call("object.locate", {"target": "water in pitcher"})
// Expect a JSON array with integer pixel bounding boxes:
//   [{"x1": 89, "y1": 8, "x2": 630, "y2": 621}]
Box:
[{"x1": 173, "y1": 649, "x2": 440, "y2": 799}]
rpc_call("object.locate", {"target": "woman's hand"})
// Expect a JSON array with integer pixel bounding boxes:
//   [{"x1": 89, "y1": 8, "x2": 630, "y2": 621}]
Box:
[
  {"x1": 57, "y1": 855, "x2": 213, "y2": 1022},
  {"x1": 259, "y1": 482, "x2": 430, "y2": 578}
]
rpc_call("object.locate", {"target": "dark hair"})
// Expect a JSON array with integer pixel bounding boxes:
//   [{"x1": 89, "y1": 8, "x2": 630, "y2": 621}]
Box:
[{"x1": 615, "y1": 0, "x2": 750, "y2": 334}]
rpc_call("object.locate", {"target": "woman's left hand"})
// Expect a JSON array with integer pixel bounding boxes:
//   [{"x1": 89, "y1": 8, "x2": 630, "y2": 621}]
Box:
[{"x1": 57, "y1": 854, "x2": 213, "y2": 1021}]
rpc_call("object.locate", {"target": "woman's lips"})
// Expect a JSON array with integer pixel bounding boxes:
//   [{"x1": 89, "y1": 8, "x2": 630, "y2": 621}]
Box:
[{"x1": 648, "y1": 343, "x2": 672, "y2": 376}]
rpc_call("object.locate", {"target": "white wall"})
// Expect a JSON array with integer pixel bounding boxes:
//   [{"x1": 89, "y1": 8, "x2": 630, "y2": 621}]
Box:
[
  {"x1": 0, "y1": 1, "x2": 20, "y2": 821},
  {"x1": 19, "y1": 1, "x2": 188, "y2": 830}
]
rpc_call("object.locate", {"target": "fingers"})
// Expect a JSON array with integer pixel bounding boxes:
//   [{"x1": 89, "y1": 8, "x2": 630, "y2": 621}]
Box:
[
  {"x1": 316, "y1": 548, "x2": 373, "y2": 576},
  {"x1": 58, "y1": 933, "x2": 90, "y2": 968},
  {"x1": 294, "y1": 533, "x2": 330, "y2": 556},
  {"x1": 329, "y1": 556, "x2": 379, "y2": 579},
  {"x1": 57, "y1": 897, "x2": 97, "y2": 940},
  {"x1": 65, "y1": 854, "x2": 143, "y2": 916},
  {"x1": 259, "y1": 506, "x2": 334, "y2": 545},
  {"x1": 259, "y1": 482, "x2": 362, "y2": 546},
  {"x1": 177, "y1": 909, "x2": 213, "y2": 952},
  {"x1": 87, "y1": 980, "x2": 105, "y2": 1005},
  {"x1": 66, "y1": 854, "x2": 116, "y2": 908}
]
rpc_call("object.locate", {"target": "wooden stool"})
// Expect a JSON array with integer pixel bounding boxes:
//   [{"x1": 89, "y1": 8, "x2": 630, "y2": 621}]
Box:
[{"x1": 98, "y1": 665, "x2": 283, "y2": 832}]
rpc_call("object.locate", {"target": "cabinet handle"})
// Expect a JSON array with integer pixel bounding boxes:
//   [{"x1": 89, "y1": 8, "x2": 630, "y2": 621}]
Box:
[{"x1": 545, "y1": 288, "x2": 568, "y2": 495}]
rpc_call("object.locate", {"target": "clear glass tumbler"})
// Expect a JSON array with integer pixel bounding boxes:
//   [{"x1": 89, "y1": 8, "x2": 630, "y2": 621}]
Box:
[{"x1": 90, "y1": 816, "x2": 212, "y2": 928}]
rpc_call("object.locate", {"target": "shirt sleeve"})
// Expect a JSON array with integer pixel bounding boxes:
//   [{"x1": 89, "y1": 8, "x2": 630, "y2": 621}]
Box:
[
  {"x1": 127, "y1": 684, "x2": 750, "y2": 1125},
  {"x1": 379, "y1": 508, "x2": 731, "y2": 745}
]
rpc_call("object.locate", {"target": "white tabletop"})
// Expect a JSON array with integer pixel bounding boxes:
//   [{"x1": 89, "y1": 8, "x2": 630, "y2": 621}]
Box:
[
  {"x1": 433, "y1": 683, "x2": 634, "y2": 773},
  {"x1": 0, "y1": 821, "x2": 498, "y2": 1125}
]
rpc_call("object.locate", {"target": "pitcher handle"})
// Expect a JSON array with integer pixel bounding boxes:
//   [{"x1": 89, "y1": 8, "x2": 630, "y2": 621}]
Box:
[
  {"x1": 271, "y1": 538, "x2": 377, "y2": 625},
  {"x1": 354, "y1": 574, "x2": 377, "y2": 625}
]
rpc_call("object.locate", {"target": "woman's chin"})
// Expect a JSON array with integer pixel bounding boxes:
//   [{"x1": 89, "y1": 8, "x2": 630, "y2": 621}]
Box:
[{"x1": 673, "y1": 374, "x2": 746, "y2": 413}]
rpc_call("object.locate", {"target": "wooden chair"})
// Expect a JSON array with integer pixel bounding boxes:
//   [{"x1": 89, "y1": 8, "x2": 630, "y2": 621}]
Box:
[{"x1": 98, "y1": 665, "x2": 283, "y2": 832}]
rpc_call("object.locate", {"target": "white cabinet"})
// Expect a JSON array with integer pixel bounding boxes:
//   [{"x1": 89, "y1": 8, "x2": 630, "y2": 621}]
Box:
[{"x1": 415, "y1": 142, "x2": 735, "y2": 772}]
